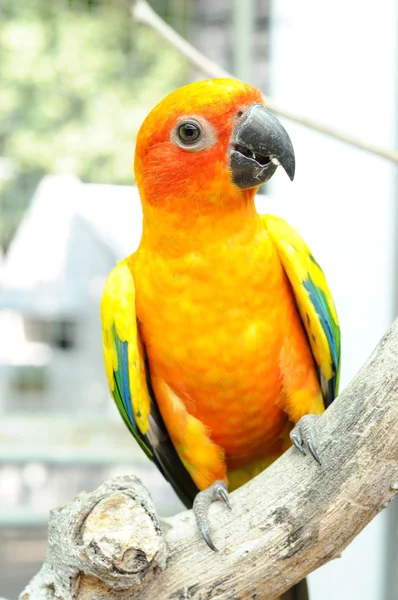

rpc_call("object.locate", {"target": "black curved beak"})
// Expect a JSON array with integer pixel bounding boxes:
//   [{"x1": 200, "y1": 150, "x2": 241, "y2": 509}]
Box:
[{"x1": 229, "y1": 104, "x2": 295, "y2": 189}]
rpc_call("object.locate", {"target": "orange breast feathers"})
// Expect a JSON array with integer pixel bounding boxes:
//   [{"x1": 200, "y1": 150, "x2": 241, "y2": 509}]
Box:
[{"x1": 131, "y1": 220, "x2": 323, "y2": 490}]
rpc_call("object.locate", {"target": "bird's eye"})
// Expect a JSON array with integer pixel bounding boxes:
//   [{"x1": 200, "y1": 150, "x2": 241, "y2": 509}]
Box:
[
  {"x1": 177, "y1": 121, "x2": 201, "y2": 145},
  {"x1": 171, "y1": 117, "x2": 215, "y2": 152}
]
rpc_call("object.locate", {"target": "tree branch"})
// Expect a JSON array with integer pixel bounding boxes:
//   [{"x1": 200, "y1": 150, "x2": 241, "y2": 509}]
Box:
[
  {"x1": 19, "y1": 318, "x2": 398, "y2": 599},
  {"x1": 128, "y1": 0, "x2": 398, "y2": 166}
]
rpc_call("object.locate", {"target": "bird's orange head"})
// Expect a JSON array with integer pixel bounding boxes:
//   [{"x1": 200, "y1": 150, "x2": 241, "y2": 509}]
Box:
[{"x1": 134, "y1": 79, "x2": 295, "y2": 217}]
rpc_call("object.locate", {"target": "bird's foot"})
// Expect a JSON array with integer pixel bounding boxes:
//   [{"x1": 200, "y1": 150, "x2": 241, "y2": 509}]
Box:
[
  {"x1": 290, "y1": 414, "x2": 322, "y2": 465},
  {"x1": 193, "y1": 480, "x2": 231, "y2": 552}
]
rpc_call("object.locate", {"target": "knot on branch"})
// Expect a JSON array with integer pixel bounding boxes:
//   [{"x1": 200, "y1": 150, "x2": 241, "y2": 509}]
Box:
[{"x1": 21, "y1": 476, "x2": 166, "y2": 600}]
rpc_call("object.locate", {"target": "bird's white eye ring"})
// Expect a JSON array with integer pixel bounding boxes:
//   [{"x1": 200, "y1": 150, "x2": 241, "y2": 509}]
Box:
[{"x1": 171, "y1": 116, "x2": 216, "y2": 152}]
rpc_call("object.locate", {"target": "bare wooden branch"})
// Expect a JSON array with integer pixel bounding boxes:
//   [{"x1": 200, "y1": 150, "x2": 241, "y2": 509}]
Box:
[
  {"x1": 128, "y1": 0, "x2": 398, "y2": 165},
  {"x1": 20, "y1": 477, "x2": 166, "y2": 600},
  {"x1": 20, "y1": 318, "x2": 398, "y2": 600}
]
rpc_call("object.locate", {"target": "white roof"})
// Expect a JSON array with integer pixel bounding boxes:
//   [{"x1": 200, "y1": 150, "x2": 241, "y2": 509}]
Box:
[{"x1": 2, "y1": 174, "x2": 143, "y2": 291}]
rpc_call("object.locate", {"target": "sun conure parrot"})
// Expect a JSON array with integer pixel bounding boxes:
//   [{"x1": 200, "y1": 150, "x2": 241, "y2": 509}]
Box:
[{"x1": 101, "y1": 78, "x2": 340, "y2": 600}]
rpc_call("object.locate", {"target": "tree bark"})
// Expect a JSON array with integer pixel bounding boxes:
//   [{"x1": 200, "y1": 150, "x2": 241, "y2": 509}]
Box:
[{"x1": 19, "y1": 319, "x2": 398, "y2": 600}]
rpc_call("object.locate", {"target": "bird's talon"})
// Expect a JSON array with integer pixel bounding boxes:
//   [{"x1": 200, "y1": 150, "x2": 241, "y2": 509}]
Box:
[
  {"x1": 193, "y1": 481, "x2": 230, "y2": 551},
  {"x1": 290, "y1": 414, "x2": 321, "y2": 465},
  {"x1": 308, "y1": 439, "x2": 322, "y2": 465},
  {"x1": 290, "y1": 432, "x2": 304, "y2": 453},
  {"x1": 215, "y1": 484, "x2": 231, "y2": 509},
  {"x1": 202, "y1": 529, "x2": 219, "y2": 552}
]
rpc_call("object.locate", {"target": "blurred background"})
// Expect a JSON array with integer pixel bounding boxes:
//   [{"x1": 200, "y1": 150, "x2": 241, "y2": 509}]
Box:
[{"x1": 0, "y1": 0, "x2": 397, "y2": 598}]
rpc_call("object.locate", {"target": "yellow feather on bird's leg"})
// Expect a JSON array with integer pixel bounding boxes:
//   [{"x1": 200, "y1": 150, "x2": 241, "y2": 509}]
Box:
[{"x1": 101, "y1": 79, "x2": 340, "y2": 597}]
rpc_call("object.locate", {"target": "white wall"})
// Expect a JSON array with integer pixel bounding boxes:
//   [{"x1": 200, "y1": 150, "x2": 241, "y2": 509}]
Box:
[{"x1": 269, "y1": 1, "x2": 398, "y2": 598}]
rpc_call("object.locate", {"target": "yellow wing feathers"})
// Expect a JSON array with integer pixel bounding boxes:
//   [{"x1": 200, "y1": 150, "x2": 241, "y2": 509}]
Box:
[
  {"x1": 101, "y1": 261, "x2": 150, "y2": 437},
  {"x1": 263, "y1": 215, "x2": 340, "y2": 404}
]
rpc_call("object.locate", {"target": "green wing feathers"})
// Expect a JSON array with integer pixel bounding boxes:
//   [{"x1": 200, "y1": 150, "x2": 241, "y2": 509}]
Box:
[{"x1": 263, "y1": 215, "x2": 341, "y2": 406}]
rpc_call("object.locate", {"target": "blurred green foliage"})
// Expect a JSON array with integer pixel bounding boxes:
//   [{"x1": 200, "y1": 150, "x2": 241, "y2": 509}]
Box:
[{"x1": 0, "y1": 0, "x2": 189, "y2": 248}]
